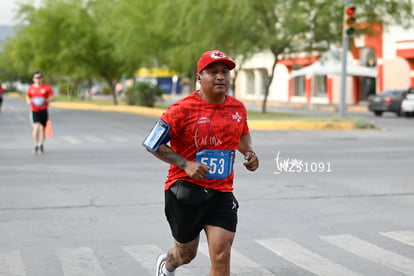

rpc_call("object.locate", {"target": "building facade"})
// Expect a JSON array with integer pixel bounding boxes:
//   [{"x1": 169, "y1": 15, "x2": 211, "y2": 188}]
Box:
[{"x1": 234, "y1": 22, "x2": 414, "y2": 106}]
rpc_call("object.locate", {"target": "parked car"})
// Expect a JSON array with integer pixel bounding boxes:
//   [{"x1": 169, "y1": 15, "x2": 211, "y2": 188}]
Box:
[
  {"x1": 401, "y1": 87, "x2": 414, "y2": 116},
  {"x1": 89, "y1": 85, "x2": 103, "y2": 96},
  {"x1": 368, "y1": 89, "x2": 407, "y2": 116}
]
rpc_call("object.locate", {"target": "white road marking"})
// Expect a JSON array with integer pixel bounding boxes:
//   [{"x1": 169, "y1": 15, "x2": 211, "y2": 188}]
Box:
[
  {"x1": 123, "y1": 244, "x2": 193, "y2": 276},
  {"x1": 0, "y1": 250, "x2": 27, "y2": 276},
  {"x1": 59, "y1": 136, "x2": 83, "y2": 144},
  {"x1": 56, "y1": 247, "x2": 106, "y2": 276},
  {"x1": 257, "y1": 238, "x2": 361, "y2": 276},
  {"x1": 321, "y1": 234, "x2": 414, "y2": 275},
  {"x1": 380, "y1": 230, "x2": 414, "y2": 247},
  {"x1": 198, "y1": 242, "x2": 276, "y2": 275}
]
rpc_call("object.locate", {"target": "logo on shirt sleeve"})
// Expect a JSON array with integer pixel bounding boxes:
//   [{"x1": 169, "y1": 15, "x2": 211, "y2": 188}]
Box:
[{"x1": 232, "y1": 112, "x2": 242, "y2": 122}]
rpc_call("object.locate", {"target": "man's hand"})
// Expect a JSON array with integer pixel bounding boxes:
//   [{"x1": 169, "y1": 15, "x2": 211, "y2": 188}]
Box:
[
  {"x1": 184, "y1": 161, "x2": 210, "y2": 180},
  {"x1": 243, "y1": 151, "x2": 259, "y2": 171},
  {"x1": 150, "y1": 144, "x2": 210, "y2": 179},
  {"x1": 47, "y1": 96, "x2": 55, "y2": 103}
]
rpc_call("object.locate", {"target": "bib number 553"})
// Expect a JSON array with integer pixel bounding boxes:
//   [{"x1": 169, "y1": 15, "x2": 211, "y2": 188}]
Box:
[
  {"x1": 200, "y1": 157, "x2": 225, "y2": 175},
  {"x1": 196, "y1": 150, "x2": 235, "y2": 180}
]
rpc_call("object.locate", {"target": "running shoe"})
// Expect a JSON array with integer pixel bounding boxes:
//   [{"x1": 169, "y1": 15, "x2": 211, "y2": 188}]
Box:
[
  {"x1": 32, "y1": 146, "x2": 39, "y2": 154},
  {"x1": 39, "y1": 144, "x2": 44, "y2": 154},
  {"x1": 155, "y1": 253, "x2": 171, "y2": 276}
]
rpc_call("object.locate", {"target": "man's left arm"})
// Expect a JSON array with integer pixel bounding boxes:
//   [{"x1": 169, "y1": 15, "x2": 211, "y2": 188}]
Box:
[
  {"x1": 47, "y1": 86, "x2": 55, "y2": 103},
  {"x1": 238, "y1": 133, "x2": 259, "y2": 171}
]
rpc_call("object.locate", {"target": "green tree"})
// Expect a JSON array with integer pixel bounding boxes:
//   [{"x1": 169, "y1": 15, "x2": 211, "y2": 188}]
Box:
[
  {"x1": 109, "y1": 0, "x2": 169, "y2": 75},
  {"x1": 0, "y1": 49, "x2": 21, "y2": 83},
  {"x1": 153, "y1": 1, "x2": 250, "y2": 85},
  {"x1": 228, "y1": 0, "x2": 414, "y2": 113},
  {"x1": 1, "y1": 0, "x2": 413, "y2": 111},
  {"x1": 4, "y1": 0, "x2": 125, "y2": 104},
  {"x1": 152, "y1": 0, "x2": 414, "y2": 113}
]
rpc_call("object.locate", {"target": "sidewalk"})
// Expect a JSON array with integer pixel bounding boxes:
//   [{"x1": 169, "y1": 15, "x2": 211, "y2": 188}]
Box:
[
  {"x1": 241, "y1": 99, "x2": 369, "y2": 114},
  {"x1": 50, "y1": 99, "x2": 369, "y2": 131}
]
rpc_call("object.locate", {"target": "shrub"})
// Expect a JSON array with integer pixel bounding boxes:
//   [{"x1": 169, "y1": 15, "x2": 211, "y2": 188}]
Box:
[
  {"x1": 57, "y1": 81, "x2": 78, "y2": 99},
  {"x1": 125, "y1": 82, "x2": 163, "y2": 107}
]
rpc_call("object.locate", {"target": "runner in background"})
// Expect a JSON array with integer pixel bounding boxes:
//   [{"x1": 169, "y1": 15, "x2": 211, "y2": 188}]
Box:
[
  {"x1": 26, "y1": 71, "x2": 55, "y2": 154},
  {"x1": 0, "y1": 83, "x2": 4, "y2": 113}
]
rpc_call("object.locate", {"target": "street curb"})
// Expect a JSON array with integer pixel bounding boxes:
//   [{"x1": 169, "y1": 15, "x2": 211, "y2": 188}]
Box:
[
  {"x1": 249, "y1": 120, "x2": 356, "y2": 130},
  {"x1": 51, "y1": 101, "x2": 362, "y2": 131},
  {"x1": 243, "y1": 99, "x2": 369, "y2": 113},
  {"x1": 51, "y1": 102, "x2": 163, "y2": 118}
]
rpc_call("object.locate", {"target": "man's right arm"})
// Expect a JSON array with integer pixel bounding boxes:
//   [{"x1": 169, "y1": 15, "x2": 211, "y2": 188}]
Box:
[
  {"x1": 25, "y1": 93, "x2": 31, "y2": 105},
  {"x1": 149, "y1": 144, "x2": 210, "y2": 180}
]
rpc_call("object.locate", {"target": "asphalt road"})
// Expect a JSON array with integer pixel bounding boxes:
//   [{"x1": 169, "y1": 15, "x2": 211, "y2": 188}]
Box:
[{"x1": 1, "y1": 95, "x2": 414, "y2": 276}]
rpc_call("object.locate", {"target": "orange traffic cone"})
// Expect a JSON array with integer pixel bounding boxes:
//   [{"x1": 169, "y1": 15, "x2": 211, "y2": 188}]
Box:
[{"x1": 45, "y1": 120, "x2": 53, "y2": 137}]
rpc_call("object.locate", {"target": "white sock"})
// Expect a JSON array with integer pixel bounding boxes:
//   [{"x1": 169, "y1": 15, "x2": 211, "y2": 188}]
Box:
[{"x1": 162, "y1": 264, "x2": 175, "y2": 275}]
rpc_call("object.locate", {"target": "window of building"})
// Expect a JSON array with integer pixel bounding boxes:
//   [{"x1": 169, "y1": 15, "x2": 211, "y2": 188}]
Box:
[
  {"x1": 292, "y1": 76, "x2": 305, "y2": 96},
  {"x1": 313, "y1": 75, "x2": 327, "y2": 97},
  {"x1": 245, "y1": 70, "x2": 255, "y2": 95}
]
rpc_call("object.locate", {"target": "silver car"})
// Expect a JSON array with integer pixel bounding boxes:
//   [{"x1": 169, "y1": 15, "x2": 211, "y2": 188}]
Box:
[
  {"x1": 368, "y1": 90, "x2": 406, "y2": 116},
  {"x1": 401, "y1": 87, "x2": 414, "y2": 116}
]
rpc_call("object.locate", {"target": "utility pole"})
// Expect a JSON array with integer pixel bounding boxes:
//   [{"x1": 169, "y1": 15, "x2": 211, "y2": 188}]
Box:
[
  {"x1": 339, "y1": 26, "x2": 349, "y2": 116},
  {"x1": 339, "y1": 0, "x2": 356, "y2": 117}
]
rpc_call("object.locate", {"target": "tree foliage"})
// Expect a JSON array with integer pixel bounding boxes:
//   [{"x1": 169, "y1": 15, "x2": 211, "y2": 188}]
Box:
[
  {"x1": 0, "y1": 0, "x2": 413, "y2": 109},
  {"x1": 2, "y1": 0, "x2": 125, "y2": 104},
  {"x1": 223, "y1": 0, "x2": 414, "y2": 112}
]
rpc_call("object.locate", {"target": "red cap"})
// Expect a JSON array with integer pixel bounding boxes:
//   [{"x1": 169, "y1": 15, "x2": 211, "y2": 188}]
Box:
[{"x1": 197, "y1": 50, "x2": 236, "y2": 73}]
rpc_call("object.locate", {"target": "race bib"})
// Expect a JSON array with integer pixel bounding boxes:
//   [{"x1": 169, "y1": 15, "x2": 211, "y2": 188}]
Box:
[
  {"x1": 33, "y1": 97, "x2": 45, "y2": 106},
  {"x1": 196, "y1": 150, "x2": 235, "y2": 180}
]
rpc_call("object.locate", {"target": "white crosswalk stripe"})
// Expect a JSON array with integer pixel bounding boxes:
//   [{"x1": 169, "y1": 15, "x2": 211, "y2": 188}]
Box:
[
  {"x1": 380, "y1": 230, "x2": 414, "y2": 247},
  {"x1": 55, "y1": 247, "x2": 106, "y2": 276},
  {"x1": 123, "y1": 244, "x2": 194, "y2": 276},
  {"x1": 123, "y1": 244, "x2": 162, "y2": 275},
  {"x1": 82, "y1": 135, "x2": 106, "y2": 143},
  {"x1": 59, "y1": 136, "x2": 83, "y2": 144},
  {"x1": 321, "y1": 234, "x2": 414, "y2": 275},
  {"x1": 3, "y1": 230, "x2": 414, "y2": 276},
  {"x1": 105, "y1": 135, "x2": 129, "y2": 143},
  {"x1": 0, "y1": 250, "x2": 27, "y2": 276},
  {"x1": 257, "y1": 238, "x2": 362, "y2": 276},
  {"x1": 52, "y1": 135, "x2": 133, "y2": 144},
  {"x1": 198, "y1": 242, "x2": 275, "y2": 276}
]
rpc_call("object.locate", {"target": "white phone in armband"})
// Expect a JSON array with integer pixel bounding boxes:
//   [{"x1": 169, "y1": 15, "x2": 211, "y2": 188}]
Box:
[{"x1": 142, "y1": 119, "x2": 171, "y2": 152}]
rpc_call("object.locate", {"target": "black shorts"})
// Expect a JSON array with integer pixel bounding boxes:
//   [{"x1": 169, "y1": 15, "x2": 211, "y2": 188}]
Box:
[
  {"x1": 165, "y1": 186, "x2": 239, "y2": 244},
  {"x1": 32, "y1": 109, "x2": 48, "y2": 127}
]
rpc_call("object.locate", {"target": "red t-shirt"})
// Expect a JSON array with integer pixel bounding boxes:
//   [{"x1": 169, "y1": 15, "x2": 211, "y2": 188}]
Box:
[
  {"x1": 27, "y1": 84, "x2": 54, "y2": 111},
  {"x1": 161, "y1": 90, "x2": 250, "y2": 192}
]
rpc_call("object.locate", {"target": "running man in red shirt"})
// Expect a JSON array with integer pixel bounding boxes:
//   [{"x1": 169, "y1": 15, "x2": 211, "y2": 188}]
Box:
[
  {"x1": 26, "y1": 71, "x2": 54, "y2": 154},
  {"x1": 0, "y1": 84, "x2": 4, "y2": 113},
  {"x1": 143, "y1": 50, "x2": 259, "y2": 276}
]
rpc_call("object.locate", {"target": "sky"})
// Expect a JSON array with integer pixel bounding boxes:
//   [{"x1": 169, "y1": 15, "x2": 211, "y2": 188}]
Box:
[
  {"x1": 0, "y1": 0, "x2": 40, "y2": 25},
  {"x1": 0, "y1": 0, "x2": 20, "y2": 25}
]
